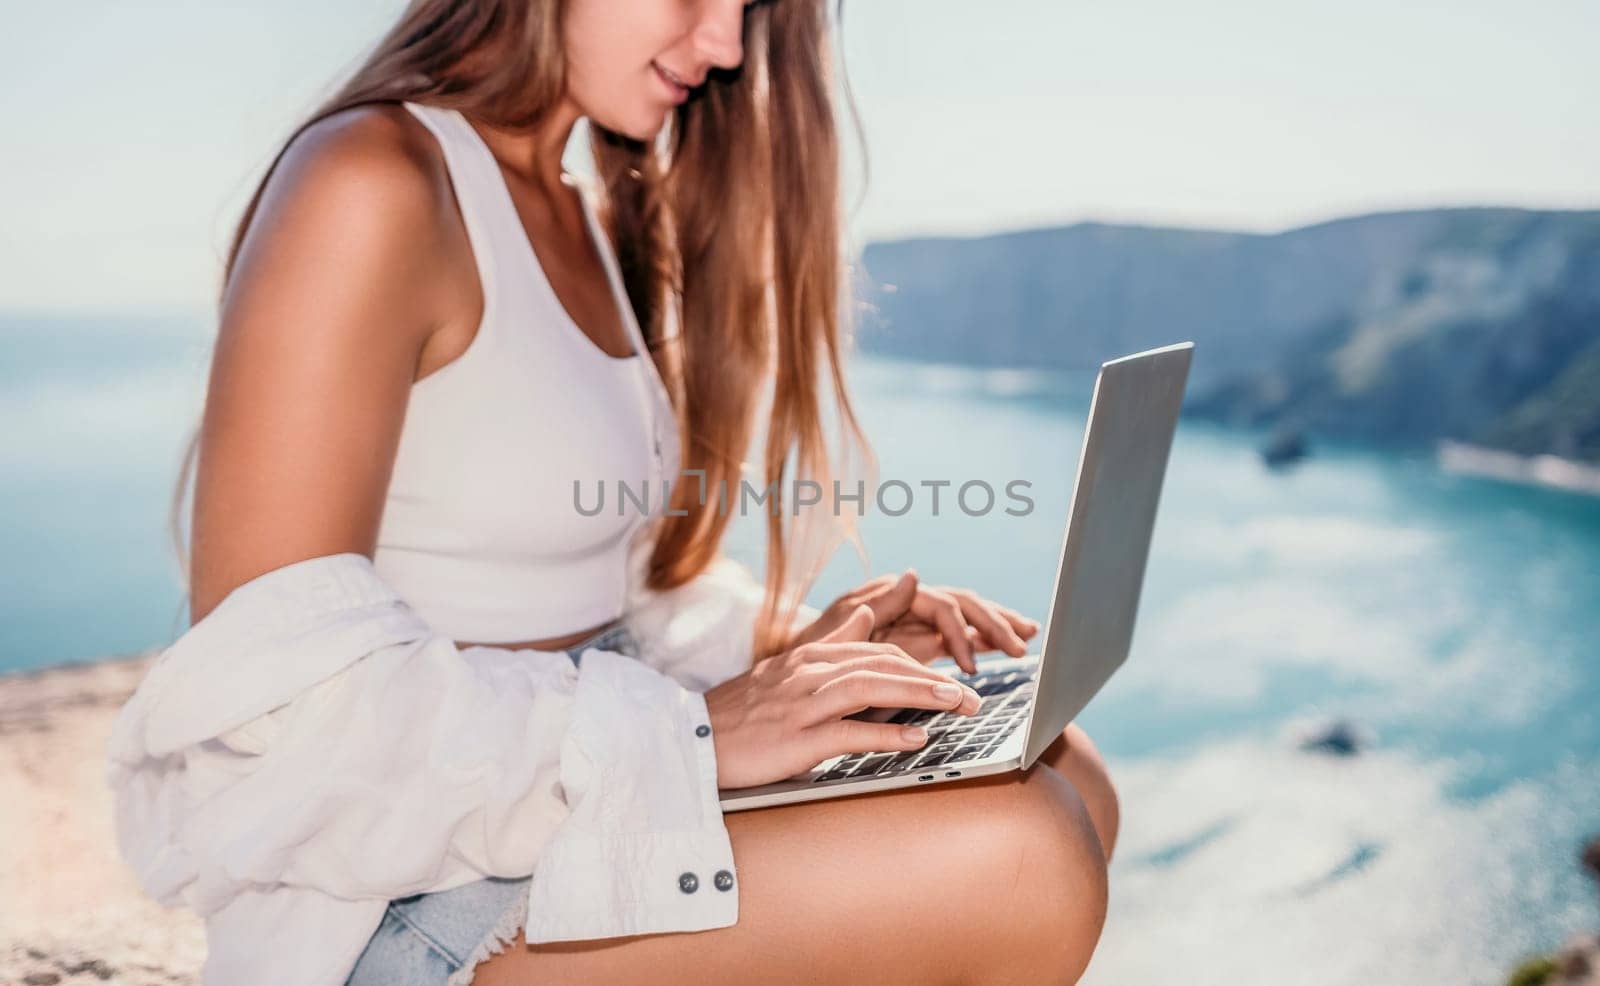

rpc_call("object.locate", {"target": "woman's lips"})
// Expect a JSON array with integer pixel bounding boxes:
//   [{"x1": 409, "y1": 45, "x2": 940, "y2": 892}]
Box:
[{"x1": 651, "y1": 61, "x2": 690, "y2": 104}]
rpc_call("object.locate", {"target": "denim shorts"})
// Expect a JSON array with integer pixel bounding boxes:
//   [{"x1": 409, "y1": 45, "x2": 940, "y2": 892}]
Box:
[{"x1": 345, "y1": 619, "x2": 642, "y2": 986}]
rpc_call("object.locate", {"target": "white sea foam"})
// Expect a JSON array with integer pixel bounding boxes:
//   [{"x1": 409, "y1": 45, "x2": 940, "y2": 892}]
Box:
[
  {"x1": 1127, "y1": 580, "x2": 1435, "y2": 702},
  {"x1": 1083, "y1": 739, "x2": 1599, "y2": 986},
  {"x1": 1173, "y1": 514, "x2": 1439, "y2": 568}
]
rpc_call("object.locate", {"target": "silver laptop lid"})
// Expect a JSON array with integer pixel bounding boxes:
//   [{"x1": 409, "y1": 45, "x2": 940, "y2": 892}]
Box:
[{"x1": 1019, "y1": 342, "x2": 1194, "y2": 769}]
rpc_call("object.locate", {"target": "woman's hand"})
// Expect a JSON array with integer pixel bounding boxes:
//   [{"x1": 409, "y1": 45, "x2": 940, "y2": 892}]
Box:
[
  {"x1": 787, "y1": 570, "x2": 1040, "y2": 675},
  {"x1": 704, "y1": 605, "x2": 983, "y2": 790}
]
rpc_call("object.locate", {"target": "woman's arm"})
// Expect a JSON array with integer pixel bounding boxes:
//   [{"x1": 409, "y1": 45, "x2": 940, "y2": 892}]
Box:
[
  {"x1": 187, "y1": 103, "x2": 460, "y2": 623},
  {"x1": 109, "y1": 550, "x2": 739, "y2": 976},
  {"x1": 109, "y1": 106, "x2": 742, "y2": 977}
]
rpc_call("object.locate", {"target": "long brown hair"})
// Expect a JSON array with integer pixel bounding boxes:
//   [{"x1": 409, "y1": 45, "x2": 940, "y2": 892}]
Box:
[{"x1": 169, "y1": 0, "x2": 875, "y2": 662}]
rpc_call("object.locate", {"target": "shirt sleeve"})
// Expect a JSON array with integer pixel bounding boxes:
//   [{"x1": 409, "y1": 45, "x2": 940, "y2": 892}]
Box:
[{"x1": 105, "y1": 551, "x2": 739, "y2": 945}]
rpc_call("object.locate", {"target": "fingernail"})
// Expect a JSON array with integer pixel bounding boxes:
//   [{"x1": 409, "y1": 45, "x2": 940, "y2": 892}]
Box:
[
  {"x1": 902, "y1": 725, "x2": 928, "y2": 743},
  {"x1": 933, "y1": 682, "x2": 961, "y2": 701}
]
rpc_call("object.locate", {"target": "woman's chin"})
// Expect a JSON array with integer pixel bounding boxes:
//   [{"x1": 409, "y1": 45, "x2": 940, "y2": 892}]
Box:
[{"x1": 591, "y1": 105, "x2": 672, "y2": 143}]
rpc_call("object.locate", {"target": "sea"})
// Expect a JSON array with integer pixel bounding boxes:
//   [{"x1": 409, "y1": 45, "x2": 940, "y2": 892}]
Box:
[{"x1": 4, "y1": 312, "x2": 1597, "y2": 984}]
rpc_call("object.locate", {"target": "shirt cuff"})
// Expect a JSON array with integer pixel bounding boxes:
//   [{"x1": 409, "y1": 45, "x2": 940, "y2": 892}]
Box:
[{"x1": 522, "y1": 649, "x2": 737, "y2": 942}]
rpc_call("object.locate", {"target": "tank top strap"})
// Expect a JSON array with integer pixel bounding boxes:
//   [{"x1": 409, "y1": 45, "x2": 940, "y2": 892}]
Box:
[{"x1": 400, "y1": 101, "x2": 517, "y2": 317}]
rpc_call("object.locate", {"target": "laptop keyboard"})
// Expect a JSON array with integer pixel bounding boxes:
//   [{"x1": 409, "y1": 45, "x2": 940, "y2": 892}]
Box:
[{"x1": 812, "y1": 666, "x2": 1037, "y2": 783}]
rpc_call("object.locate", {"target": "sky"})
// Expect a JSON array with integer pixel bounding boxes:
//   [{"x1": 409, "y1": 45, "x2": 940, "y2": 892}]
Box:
[{"x1": 0, "y1": 0, "x2": 1596, "y2": 312}]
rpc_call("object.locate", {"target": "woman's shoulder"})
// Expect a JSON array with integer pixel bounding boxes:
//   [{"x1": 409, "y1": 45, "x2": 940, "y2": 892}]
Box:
[
  {"x1": 219, "y1": 102, "x2": 471, "y2": 399},
  {"x1": 260, "y1": 102, "x2": 455, "y2": 241}
]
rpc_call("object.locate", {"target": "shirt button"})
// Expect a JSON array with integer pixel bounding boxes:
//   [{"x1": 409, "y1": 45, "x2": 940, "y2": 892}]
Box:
[
  {"x1": 678, "y1": 871, "x2": 699, "y2": 894},
  {"x1": 713, "y1": 869, "x2": 734, "y2": 892},
  {"x1": 695, "y1": 724, "x2": 711, "y2": 738}
]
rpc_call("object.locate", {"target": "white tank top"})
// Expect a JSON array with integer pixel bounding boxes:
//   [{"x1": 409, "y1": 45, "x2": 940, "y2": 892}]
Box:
[{"x1": 372, "y1": 101, "x2": 678, "y2": 643}]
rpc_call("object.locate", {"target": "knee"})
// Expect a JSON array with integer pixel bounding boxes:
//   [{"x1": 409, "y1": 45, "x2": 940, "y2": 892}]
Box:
[
  {"x1": 1057, "y1": 724, "x2": 1121, "y2": 861},
  {"x1": 985, "y1": 767, "x2": 1109, "y2": 985}
]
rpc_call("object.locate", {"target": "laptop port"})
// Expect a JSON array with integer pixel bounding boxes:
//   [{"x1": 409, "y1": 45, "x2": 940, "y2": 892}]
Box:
[
  {"x1": 917, "y1": 774, "x2": 934, "y2": 781},
  {"x1": 944, "y1": 771, "x2": 961, "y2": 777}
]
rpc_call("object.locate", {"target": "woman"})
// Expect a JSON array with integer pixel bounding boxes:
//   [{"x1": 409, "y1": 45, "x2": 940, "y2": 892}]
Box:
[{"x1": 119, "y1": 0, "x2": 1119, "y2": 983}]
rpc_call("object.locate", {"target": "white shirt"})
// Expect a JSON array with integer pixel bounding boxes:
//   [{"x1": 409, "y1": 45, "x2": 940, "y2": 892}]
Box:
[{"x1": 106, "y1": 521, "x2": 819, "y2": 985}]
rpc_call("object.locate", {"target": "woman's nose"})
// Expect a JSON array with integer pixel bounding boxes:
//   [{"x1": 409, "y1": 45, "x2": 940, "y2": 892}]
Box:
[{"x1": 692, "y1": 0, "x2": 746, "y2": 70}]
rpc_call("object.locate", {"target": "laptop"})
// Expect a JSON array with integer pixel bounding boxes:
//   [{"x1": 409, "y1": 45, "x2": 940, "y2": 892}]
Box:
[{"x1": 719, "y1": 341, "x2": 1194, "y2": 812}]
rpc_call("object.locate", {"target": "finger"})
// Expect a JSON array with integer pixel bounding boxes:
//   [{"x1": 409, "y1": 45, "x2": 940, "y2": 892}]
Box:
[
  {"x1": 865, "y1": 569, "x2": 920, "y2": 627},
  {"x1": 909, "y1": 588, "x2": 975, "y2": 671},
  {"x1": 933, "y1": 587, "x2": 1027, "y2": 657},
  {"x1": 821, "y1": 580, "x2": 884, "y2": 619},
  {"x1": 858, "y1": 572, "x2": 903, "y2": 593},
  {"x1": 818, "y1": 603, "x2": 874, "y2": 643},
  {"x1": 891, "y1": 618, "x2": 977, "y2": 674},
  {"x1": 814, "y1": 573, "x2": 928, "y2": 646},
  {"x1": 881, "y1": 623, "x2": 951, "y2": 665},
  {"x1": 959, "y1": 624, "x2": 1019, "y2": 661},
  {"x1": 948, "y1": 590, "x2": 1029, "y2": 657},
  {"x1": 830, "y1": 573, "x2": 902, "y2": 614},
  {"x1": 828, "y1": 648, "x2": 967, "y2": 685},
  {"x1": 804, "y1": 669, "x2": 980, "y2": 727},
  {"x1": 803, "y1": 716, "x2": 940, "y2": 765},
  {"x1": 808, "y1": 668, "x2": 978, "y2": 723},
  {"x1": 995, "y1": 603, "x2": 1041, "y2": 639},
  {"x1": 790, "y1": 638, "x2": 932, "y2": 669}
]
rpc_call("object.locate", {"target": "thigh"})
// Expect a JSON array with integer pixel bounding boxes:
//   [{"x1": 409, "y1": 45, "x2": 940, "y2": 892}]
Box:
[{"x1": 472, "y1": 764, "x2": 1108, "y2": 986}]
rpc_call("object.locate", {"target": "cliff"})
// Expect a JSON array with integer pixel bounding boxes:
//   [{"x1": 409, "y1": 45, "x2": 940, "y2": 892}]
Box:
[{"x1": 857, "y1": 208, "x2": 1600, "y2": 463}]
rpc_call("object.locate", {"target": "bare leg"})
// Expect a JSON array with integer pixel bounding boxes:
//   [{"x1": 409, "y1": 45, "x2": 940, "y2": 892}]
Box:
[
  {"x1": 1039, "y1": 724, "x2": 1120, "y2": 861},
  {"x1": 473, "y1": 764, "x2": 1109, "y2": 986}
]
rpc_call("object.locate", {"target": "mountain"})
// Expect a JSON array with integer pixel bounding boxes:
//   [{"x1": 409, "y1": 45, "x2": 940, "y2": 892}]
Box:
[{"x1": 855, "y1": 208, "x2": 1600, "y2": 463}]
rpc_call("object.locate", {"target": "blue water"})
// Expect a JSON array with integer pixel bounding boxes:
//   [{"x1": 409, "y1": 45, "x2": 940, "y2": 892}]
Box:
[{"x1": 4, "y1": 315, "x2": 1598, "y2": 983}]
